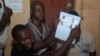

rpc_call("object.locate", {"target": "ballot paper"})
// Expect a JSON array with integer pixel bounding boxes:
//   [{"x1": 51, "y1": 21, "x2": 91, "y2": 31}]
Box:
[{"x1": 55, "y1": 11, "x2": 81, "y2": 41}]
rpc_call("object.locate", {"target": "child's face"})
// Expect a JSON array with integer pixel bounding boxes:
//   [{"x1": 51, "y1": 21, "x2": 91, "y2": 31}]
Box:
[{"x1": 16, "y1": 28, "x2": 33, "y2": 51}]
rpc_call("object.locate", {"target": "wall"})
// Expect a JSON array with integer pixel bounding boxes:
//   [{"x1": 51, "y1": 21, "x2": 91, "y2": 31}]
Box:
[
  {"x1": 75, "y1": 0, "x2": 100, "y2": 56},
  {"x1": 4, "y1": 0, "x2": 99, "y2": 56},
  {"x1": 4, "y1": 0, "x2": 30, "y2": 56},
  {"x1": 4, "y1": 0, "x2": 68, "y2": 56}
]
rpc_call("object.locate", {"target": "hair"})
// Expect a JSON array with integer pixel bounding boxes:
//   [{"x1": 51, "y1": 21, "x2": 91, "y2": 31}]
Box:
[
  {"x1": 67, "y1": 11, "x2": 79, "y2": 16},
  {"x1": 11, "y1": 24, "x2": 28, "y2": 39}
]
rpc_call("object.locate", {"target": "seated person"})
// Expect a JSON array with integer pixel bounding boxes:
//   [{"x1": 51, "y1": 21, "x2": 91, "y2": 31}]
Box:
[{"x1": 11, "y1": 24, "x2": 80, "y2": 56}]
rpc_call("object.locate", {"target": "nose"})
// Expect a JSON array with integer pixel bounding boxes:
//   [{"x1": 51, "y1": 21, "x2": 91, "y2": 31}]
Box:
[{"x1": 25, "y1": 39, "x2": 31, "y2": 44}]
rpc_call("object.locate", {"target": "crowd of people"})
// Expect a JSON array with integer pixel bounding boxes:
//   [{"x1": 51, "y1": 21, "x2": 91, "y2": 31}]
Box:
[{"x1": 0, "y1": 0, "x2": 96, "y2": 56}]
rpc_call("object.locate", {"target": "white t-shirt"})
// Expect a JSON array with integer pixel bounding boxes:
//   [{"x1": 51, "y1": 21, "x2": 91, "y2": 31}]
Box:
[
  {"x1": 0, "y1": 27, "x2": 8, "y2": 48},
  {"x1": 0, "y1": 0, "x2": 8, "y2": 49},
  {"x1": 68, "y1": 29, "x2": 96, "y2": 56}
]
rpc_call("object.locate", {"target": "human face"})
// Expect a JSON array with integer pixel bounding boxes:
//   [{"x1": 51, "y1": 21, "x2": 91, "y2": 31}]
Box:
[
  {"x1": 16, "y1": 28, "x2": 33, "y2": 51},
  {"x1": 32, "y1": 4, "x2": 45, "y2": 22}
]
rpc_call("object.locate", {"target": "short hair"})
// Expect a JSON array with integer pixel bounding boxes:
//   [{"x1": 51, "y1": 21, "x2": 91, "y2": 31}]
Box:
[
  {"x1": 11, "y1": 24, "x2": 28, "y2": 39},
  {"x1": 67, "y1": 11, "x2": 79, "y2": 16},
  {"x1": 31, "y1": 0, "x2": 45, "y2": 13}
]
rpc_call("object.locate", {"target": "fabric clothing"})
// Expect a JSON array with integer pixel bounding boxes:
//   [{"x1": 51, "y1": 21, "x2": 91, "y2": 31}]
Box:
[
  {"x1": 26, "y1": 21, "x2": 52, "y2": 55},
  {"x1": 0, "y1": 27, "x2": 8, "y2": 48},
  {"x1": 68, "y1": 29, "x2": 96, "y2": 56},
  {"x1": 26, "y1": 22, "x2": 51, "y2": 41},
  {"x1": 11, "y1": 45, "x2": 37, "y2": 56},
  {"x1": 0, "y1": 0, "x2": 7, "y2": 56},
  {"x1": 0, "y1": 0, "x2": 4, "y2": 20},
  {"x1": 0, "y1": 0, "x2": 7, "y2": 48}
]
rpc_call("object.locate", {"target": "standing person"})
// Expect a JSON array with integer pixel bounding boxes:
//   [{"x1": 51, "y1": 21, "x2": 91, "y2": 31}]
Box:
[
  {"x1": 26, "y1": 0, "x2": 56, "y2": 55},
  {"x1": 58, "y1": 11, "x2": 96, "y2": 56},
  {"x1": 0, "y1": 0, "x2": 12, "y2": 56}
]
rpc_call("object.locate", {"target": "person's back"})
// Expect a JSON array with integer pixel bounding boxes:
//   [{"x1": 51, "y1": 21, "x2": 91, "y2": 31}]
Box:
[
  {"x1": 67, "y1": 29, "x2": 96, "y2": 56},
  {"x1": 0, "y1": 0, "x2": 12, "y2": 56}
]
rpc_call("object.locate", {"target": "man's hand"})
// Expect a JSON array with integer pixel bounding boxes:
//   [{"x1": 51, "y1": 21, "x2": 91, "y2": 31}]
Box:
[{"x1": 70, "y1": 26, "x2": 81, "y2": 40}]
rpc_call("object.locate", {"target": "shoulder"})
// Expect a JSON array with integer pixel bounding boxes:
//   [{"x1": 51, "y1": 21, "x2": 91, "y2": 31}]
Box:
[
  {"x1": 78, "y1": 28, "x2": 96, "y2": 47},
  {"x1": 80, "y1": 28, "x2": 95, "y2": 42}
]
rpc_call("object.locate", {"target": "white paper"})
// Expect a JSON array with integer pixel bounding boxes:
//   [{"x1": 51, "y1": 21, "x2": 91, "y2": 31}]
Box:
[
  {"x1": 4, "y1": 0, "x2": 22, "y2": 13},
  {"x1": 59, "y1": 12, "x2": 81, "y2": 28},
  {"x1": 55, "y1": 22, "x2": 71, "y2": 41},
  {"x1": 55, "y1": 11, "x2": 81, "y2": 41}
]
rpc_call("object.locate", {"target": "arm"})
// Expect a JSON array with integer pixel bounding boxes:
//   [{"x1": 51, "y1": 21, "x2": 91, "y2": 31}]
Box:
[
  {"x1": 32, "y1": 26, "x2": 56, "y2": 51},
  {"x1": 53, "y1": 26, "x2": 81, "y2": 56},
  {"x1": 0, "y1": 6, "x2": 12, "y2": 32},
  {"x1": 32, "y1": 36, "x2": 55, "y2": 51}
]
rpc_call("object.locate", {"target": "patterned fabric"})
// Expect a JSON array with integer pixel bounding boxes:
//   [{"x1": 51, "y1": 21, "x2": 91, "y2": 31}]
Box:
[
  {"x1": 26, "y1": 21, "x2": 52, "y2": 55},
  {"x1": 26, "y1": 22, "x2": 51, "y2": 41}
]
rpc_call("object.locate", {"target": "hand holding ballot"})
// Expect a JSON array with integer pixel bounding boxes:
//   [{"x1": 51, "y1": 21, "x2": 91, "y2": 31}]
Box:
[{"x1": 55, "y1": 11, "x2": 81, "y2": 42}]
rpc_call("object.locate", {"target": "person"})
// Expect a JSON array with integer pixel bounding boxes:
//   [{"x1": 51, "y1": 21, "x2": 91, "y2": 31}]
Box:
[
  {"x1": 26, "y1": 0, "x2": 57, "y2": 55},
  {"x1": 26, "y1": 1, "x2": 81, "y2": 56},
  {"x1": 11, "y1": 24, "x2": 80, "y2": 56},
  {"x1": 56, "y1": 11, "x2": 96, "y2": 56},
  {"x1": 0, "y1": 0, "x2": 12, "y2": 56}
]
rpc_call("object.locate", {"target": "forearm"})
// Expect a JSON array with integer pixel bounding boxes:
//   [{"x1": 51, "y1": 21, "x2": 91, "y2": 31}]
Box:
[
  {"x1": 33, "y1": 41, "x2": 47, "y2": 51},
  {"x1": 53, "y1": 35, "x2": 75, "y2": 56},
  {"x1": 33, "y1": 37, "x2": 56, "y2": 51}
]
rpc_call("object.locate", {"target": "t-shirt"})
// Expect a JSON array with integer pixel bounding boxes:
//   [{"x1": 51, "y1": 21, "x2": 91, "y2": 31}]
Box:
[
  {"x1": 68, "y1": 29, "x2": 96, "y2": 56},
  {"x1": 0, "y1": 0, "x2": 7, "y2": 48},
  {"x1": 11, "y1": 45, "x2": 37, "y2": 56},
  {"x1": 26, "y1": 22, "x2": 51, "y2": 41},
  {"x1": 26, "y1": 21, "x2": 52, "y2": 55},
  {"x1": 56, "y1": 29, "x2": 96, "y2": 56}
]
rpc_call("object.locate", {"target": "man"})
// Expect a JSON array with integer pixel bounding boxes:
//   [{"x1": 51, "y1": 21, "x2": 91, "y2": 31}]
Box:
[
  {"x1": 11, "y1": 24, "x2": 34, "y2": 56},
  {"x1": 26, "y1": 0, "x2": 56, "y2": 55},
  {"x1": 0, "y1": 0, "x2": 12, "y2": 56},
  {"x1": 11, "y1": 24, "x2": 80, "y2": 56},
  {"x1": 58, "y1": 11, "x2": 96, "y2": 56}
]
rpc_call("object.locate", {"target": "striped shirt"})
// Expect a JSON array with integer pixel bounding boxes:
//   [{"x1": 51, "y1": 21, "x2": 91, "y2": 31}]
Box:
[{"x1": 26, "y1": 21, "x2": 51, "y2": 41}]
